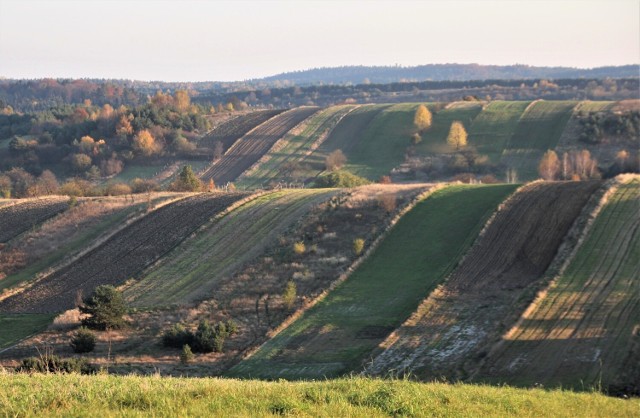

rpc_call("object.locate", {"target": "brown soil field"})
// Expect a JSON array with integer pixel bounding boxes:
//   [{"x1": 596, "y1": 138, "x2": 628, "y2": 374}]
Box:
[
  {"x1": 0, "y1": 193, "x2": 249, "y2": 314},
  {"x1": 366, "y1": 181, "x2": 601, "y2": 380},
  {"x1": 200, "y1": 107, "x2": 321, "y2": 184},
  {"x1": 198, "y1": 110, "x2": 284, "y2": 152},
  {"x1": 0, "y1": 197, "x2": 70, "y2": 243}
]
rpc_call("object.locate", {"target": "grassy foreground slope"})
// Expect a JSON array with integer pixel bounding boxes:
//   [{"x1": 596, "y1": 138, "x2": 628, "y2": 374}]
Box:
[
  {"x1": 1, "y1": 375, "x2": 637, "y2": 417},
  {"x1": 230, "y1": 184, "x2": 517, "y2": 380},
  {"x1": 480, "y1": 177, "x2": 640, "y2": 389},
  {"x1": 125, "y1": 189, "x2": 336, "y2": 307}
]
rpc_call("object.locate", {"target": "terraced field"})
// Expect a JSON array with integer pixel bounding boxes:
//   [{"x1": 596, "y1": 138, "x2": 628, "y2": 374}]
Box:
[
  {"x1": 416, "y1": 101, "x2": 484, "y2": 154},
  {"x1": 479, "y1": 177, "x2": 640, "y2": 389},
  {"x1": 125, "y1": 189, "x2": 336, "y2": 307},
  {"x1": 0, "y1": 313, "x2": 55, "y2": 350},
  {"x1": 502, "y1": 101, "x2": 577, "y2": 180},
  {"x1": 0, "y1": 197, "x2": 69, "y2": 243},
  {"x1": 0, "y1": 193, "x2": 248, "y2": 314},
  {"x1": 200, "y1": 107, "x2": 320, "y2": 185},
  {"x1": 198, "y1": 110, "x2": 284, "y2": 152},
  {"x1": 467, "y1": 101, "x2": 531, "y2": 162},
  {"x1": 229, "y1": 184, "x2": 517, "y2": 380},
  {"x1": 237, "y1": 106, "x2": 357, "y2": 188},
  {"x1": 366, "y1": 181, "x2": 600, "y2": 380}
]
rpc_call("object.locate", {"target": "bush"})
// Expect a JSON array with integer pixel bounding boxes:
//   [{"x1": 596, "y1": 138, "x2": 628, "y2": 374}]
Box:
[
  {"x1": 353, "y1": 238, "x2": 365, "y2": 256},
  {"x1": 130, "y1": 178, "x2": 160, "y2": 193},
  {"x1": 70, "y1": 327, "x2": 96, "y2": 353},
  {"x1": 325, "y1": 149, "x2": 347, "y2": 171},
  {"x1": 180, "y1": 344, "x2": 194, "y2": 364},
  {"x1": 104, "y1": 182, "x2": 132, "y2": 196},
  {"x1": 293, "y1": 241, "x2": 306, "y2": 255},
  {"x1": 163, "y1": 320, "x2": 237, "y2": 354},
  {"x1": 313, "y1": 171, "x2": 370, "y2": 188},
  {"x1": 16, "y1": 356, "x2": 96, "y2": 374},
  {"x1": 162, "y1": 324, "x2": 193, "y2": 349},
  {"x1": 282, "y1": 280, "x2": 297, "y2": 310},
  {"x1": 79, "y1": 285, "x2": 127, "y2": 330}
]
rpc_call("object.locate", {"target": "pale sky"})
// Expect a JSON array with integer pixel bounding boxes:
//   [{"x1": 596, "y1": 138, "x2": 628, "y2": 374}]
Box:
[{"x1": 0, "y1": 0, "x2": 638, "y2": 81}]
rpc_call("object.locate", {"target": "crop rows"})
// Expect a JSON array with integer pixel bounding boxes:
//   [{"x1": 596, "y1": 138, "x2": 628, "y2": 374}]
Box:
[
  {"x1": 200, "y1": 107, "x2": 320, "y2": 184},
  {"x1": 0, "y1": 193, "x2": 249, "y2": 314},
  {"x1": 479, "y1": 178, "x2": 639, "y2": 388},
  {"x1": 229, "y1": 184, "x2": 516, "y2": 380},
  {"x1": 125, "y1": 189, "x2": 336, "y2": 307},
  {"x1": 198, "y1": 110, "x2": 284, "y2": 152},
  {"x1": 366, "y1": 181, "x2": 600, "y2": 379},
  {"x1": 0, "y1": 197, "x2": 69, "y2": 243},
  {"x1": 238, "y1": 105, "x2": 357, "y2": 188}
]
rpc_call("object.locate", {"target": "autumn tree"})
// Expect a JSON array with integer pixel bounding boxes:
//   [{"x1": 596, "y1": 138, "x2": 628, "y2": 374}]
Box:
[
  {"x1": 208, "y1": 178, "x2": 215, "y2": 192},
  {"x1": 71, "y1": 153, "x2": 92, "y2": 172},
  {"x1": 36, "y1": 170, "x2": 59, "y2": 195},
  {"x1": 0, "y1": 174, "x2": 12, "y2": 198},
  {"x1": 538, "y1": 150, "x2": 560, "y2": 180},
  {"x1": 414, "y1": 104, "x2": 432, "y2": 132},
  {"x1": 282, "y1": 280, "x2": 297, "y2": 310},
  {"x1": 213, "y1": 141, "x2": 224, "y2": 160},
  {"x1": 174, "y1": 90, "x2": 191, "y2": 112},
  {"x1": 325, "y1": 149, "x2": 347, "y2": 171},
  {"x1": 446, "y1": 121, "x2": 468, "y2": 150},
  {"x1": 115, "y1": 115, "x2": 133, "y2": 137},
  {"x1": 133, "y1": 129, "x2": 159, "y2": 156}
]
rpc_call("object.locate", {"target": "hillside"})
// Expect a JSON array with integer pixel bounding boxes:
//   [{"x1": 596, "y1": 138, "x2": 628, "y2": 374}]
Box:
[
  {"x1": 0, "y1": 197, "x2": 70, "y2": 243},
  {"x1": 229, "y1": 184, "x2": 517, "y2": 379}
]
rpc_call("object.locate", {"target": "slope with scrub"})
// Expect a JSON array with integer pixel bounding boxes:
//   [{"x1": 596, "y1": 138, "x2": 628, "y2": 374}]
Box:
[{"x1": 229, "y1": 184, "x2": 517, "y2": 380}]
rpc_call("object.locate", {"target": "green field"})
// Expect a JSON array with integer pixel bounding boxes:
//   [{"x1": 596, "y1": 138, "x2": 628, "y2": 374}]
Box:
[
  {"x1": 238, "y1": 105, "x2": 356, "y2": 188},
  {"x1": 111, "y1": 164, "x2": 162, "y2": 183},
  {"x1": 1, "y1": 374, "x2": 637, "y2": 417},
  {"x1": 501, "y1": 101, "x2": 577, "y2": 180},
  {"x1": 468, "y1": 101, "x2": 531, "y2": 162},
  {"x1": 0, "y1": 314, "x2": 56, "y2": 350},
  {"x1": 125, "y1": 189, "x2": 335, "y2": 307},
  {"x1": 416, "y1": 101, "x2": 484, "y2": 155},
  {"x1": 480, "y1": 178, "x2": 640, "y2": 388},
  {"x1": 229, "y1": 184, "x2": 517, "y2": 380}
]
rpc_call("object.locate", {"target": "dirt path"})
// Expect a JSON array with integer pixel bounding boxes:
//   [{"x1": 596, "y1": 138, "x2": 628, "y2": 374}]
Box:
[
  {"x1": 366, "y1": 181, "x2": 600, "y2": 380},
  {"x1": 0, "y1": 193, "x2": 249, "y2": 314}
]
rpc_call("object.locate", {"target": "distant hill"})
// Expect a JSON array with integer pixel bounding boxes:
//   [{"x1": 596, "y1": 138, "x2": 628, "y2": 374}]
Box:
[{"x1": 257, "y1": 64, "x2": 640, "y2": 85}]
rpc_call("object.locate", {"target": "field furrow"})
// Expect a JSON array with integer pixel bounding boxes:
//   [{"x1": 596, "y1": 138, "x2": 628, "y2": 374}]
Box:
[
  {"x1": 478, "y1": 178, "x2": 639, "y2": 389},
  {"x1": 366, "y1": 181, "x2": 600, "y2": 380},
  {"x1": 0, "y1": 193, "x2": 249, "y2": 314},
  {"x1": 198, "y1": 110, "x2": 284, "y2": 152},
  {"x1": 125, "y1": 189, "x2": 336, "y2": 307},
  {"x1": 0, "y1": 197, "x2": 69, "y2": 243},
  {"x1": 228, "y1": 184, "x2": 517, "y2": 380},
  {"x1": 200, "y1": 107, "x2": 321, "y2": 184}
]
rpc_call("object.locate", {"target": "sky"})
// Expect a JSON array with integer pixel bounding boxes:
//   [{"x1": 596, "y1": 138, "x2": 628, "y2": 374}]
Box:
[{"x1": 0, "y1": 0, "x2": 638, "y2": 82}]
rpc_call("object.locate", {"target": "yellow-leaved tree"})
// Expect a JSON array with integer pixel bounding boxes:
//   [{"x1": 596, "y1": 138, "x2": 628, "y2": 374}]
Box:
[
  {"x1": 414, "y1": 104, "x2": 432, "y2": 132},
  {"x1": 446, "y1": 121, "x2": 467, "y2": 150},
  {"x1": 133, "y1": 130, "x2": 159, "y2": 156},
  {"x1": 538, "y1": 150, "x2": 560, "y2": 180}
]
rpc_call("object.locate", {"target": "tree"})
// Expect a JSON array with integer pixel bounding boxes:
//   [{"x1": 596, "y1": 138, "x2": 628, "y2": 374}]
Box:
[
  {"x1": 174, "y1": 90, "x2": 191, "y2": 112},
  {"x1": 79, "y1": 285, "x2": 127, "y2": 330},
  {"x1": 115, "y1": 115, "x2": 133, "y2": 137},
  {"x1": 414, "y1": 104, "x2": 432, "y2": 132},
  {"x1": 446, "y1": 121, "x2": 468, "y2": 150},
  {"x1": 213, "y1": 141, "x2": 224, "y2": 160},
  {"x1": 325, "y1": 149, "x2": 347, "y2": 171},
  {"x1": 353, "y1": 238, "x2": 365, "y2": 256},
  {"x1": 36, "y1": 170, "x2": 59, "y2": 195},
  {"x1": 282, "y1": 280, "x2": 297, "y2": 310},
  {"x1": 71, "y1": 153, "x2": 92, "y2": 172},
  {"x1": 171, "y1": 165, "x2": 203, "y2": 192},
  {"x1": 0, "y1": 174, "x2": 11, "y2": 198},
  {"x1": 133, "y1": 129, "x2": 159, "y2": 156},
  {"x1": 180, "y1": 344, "x2": 194, "y2": 364},
  {"x1": 208, "y1": 178, "x2": 215, "y2": 192},
  {"x1": 538, "y1": 150, "x2": 560, "y2": 180},
  {"x1": 70, "y1": 327, "x2": 96, "y2": 353}
]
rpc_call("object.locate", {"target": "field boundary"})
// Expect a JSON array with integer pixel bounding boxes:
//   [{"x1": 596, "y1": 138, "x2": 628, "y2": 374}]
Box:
[{"x1": 234, "y1": 183, "x2": 441, "y2": 363}]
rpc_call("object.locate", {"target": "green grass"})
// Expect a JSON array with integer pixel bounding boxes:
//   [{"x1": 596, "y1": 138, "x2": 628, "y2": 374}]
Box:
[
  {"x1": 0, "y1": 314, "x2": 56, "y2": 350},
  {"x1": 481, "y1": 178, "x2": 640, "y2": 388},
  {"x1": 468, "y1": 101, "x2": 531, "y2": 162},
  {"x1": 229, "y1": 184, "x2": 517, "y2": 380},
  {"x1": 506, "y1": 101, "x2": 577, "y2": 150},
  {"x1": 574, "y1": 101, "x2": 616, "y2": 112},
  {"x1": 125, "y1": 189, "x2": 335, "y2": 307},
  {"x1": 0, "y1": 201, "x2": 153, "y2": 292},
  {"x1": 0, "y1": 375, "x2": 637, "y2": 417},
  {"x1": 238, "y1": 105, "x2": 356, "y2": 188},
  {"x1": 416, "y1": 102, "x2": 484, "y2": 155},
  {"x1": 111, "y1": 164, "x2": 162, "y2": 183}
]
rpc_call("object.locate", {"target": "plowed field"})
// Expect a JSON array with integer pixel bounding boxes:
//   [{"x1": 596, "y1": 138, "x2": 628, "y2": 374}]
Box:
[
  {"x1": 0, "y1": 197, "x2": 69, "y2": 243},
  {"x1": 0, "y1": 193, "x2": 248, "y2": 314},
  {"x1": 198, "y1": 110, "x2": 284, "y2": 152},
  {"x1": 479, "y1": 178, "x2": 639, "y2": 389},
  {"x1": 200, "y1": 107, "x2": 320, "y2": 184},
  {"x1": 367, "y1": 181, "x2": 599, "y2": 379}
]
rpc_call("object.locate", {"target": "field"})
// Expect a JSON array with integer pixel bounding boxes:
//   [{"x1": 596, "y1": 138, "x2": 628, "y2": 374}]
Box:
[
  {"x1": 502, "y1": 101, "x2": 577, "y2": 180},
  {"x1": 416, "y1": 101, "x2": 484, "y2": 154},
  {"x1": 125, "y1": 189, "x2": 337, "y2": 307},
  {"x1": 1, "y1": 375, "x2": 637, "y2": 418},
  {"x1": 479, "y1": 177, "x2": 640, "y2": 389},
  {"x1": 198, "y1": 110, "x2": 284, "y2": 152},
  {"x1": 230, "y1": 184, "x2": 517, "y2": 380},
  {"x1": 0, "y1": 313, "x2": 55, "y2": 350},
  {"x1": 237, "y1": 105, "x2": 357, "y2": 188},
  {"x1": 0, "y1": 193, "x2": 248, "y2": 314},
  {"x1": 200, "y1": 107, "x2": 320, "y2": 185},
  {"x1": 467, "y1": 101, "x2": 531, "y2": 162},
  {"x1": 366, "y1": 181, "x2": 600, "y2": 380},
  {"x1": 0, "y1": 197, "x2": 69, "y2": 243}
]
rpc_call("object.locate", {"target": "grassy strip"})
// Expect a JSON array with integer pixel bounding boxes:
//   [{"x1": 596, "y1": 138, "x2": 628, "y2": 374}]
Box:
[
  {"x1": 506, "y1": 100, "x2": 577, "y2": 150},
  {"x1": 125, "y1": 189, "x2": 335, "y2": 307},
  {"x1": 416, "y1": 102, "x2": 484, "y2": 155},
  {"x1": 0, "y1": 375, "x2": 637, "y2": 417},
  {"x1": 482, "y1": 178, "x2": 640, "y2": 388},
  {"x1": 230, "y1": 184, "x2": 517, "y2": 380},
  {"x1": 0, "y1": 314, "x2": 55, "y2": 350}
]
